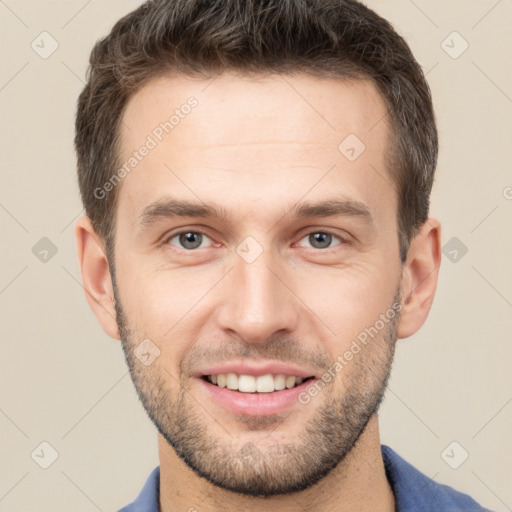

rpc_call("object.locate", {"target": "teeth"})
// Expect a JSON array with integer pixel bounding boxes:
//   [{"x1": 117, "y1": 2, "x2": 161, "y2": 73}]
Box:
[
  {"x1": 205, "y1": 373, "x2": 308, "y2": 393},
  {"x1": 217, "y1": 374, "x2": 226, "y2": 388},
  {"x1": 239, "y1": 374, "x2": 257, "y2": 392},
  {"x1": 226, "y1": 373, "x2": 238, "y2": 390},
  {"x1": 274, "y1": 374, "x2": 286, "y2": 391},
  {"x1": 256, "y1": 374, "x2": 274, "y2": 393}
]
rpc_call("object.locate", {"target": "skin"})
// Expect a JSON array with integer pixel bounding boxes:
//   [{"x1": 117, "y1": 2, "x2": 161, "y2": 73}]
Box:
[{"x1": 75, "y1": 71, "x2": 441, "y2": 512}]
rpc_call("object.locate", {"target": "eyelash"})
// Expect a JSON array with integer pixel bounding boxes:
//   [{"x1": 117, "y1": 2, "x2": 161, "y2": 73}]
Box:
[{"x1": 161, "y1": 229, "x2": 347, "y2": 251}]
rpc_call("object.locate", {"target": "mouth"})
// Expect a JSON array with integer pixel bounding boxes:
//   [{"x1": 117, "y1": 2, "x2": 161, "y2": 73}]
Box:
[
  {"x1": 200, "y1": 373, "x2": 316, "y2": 394},
  {"x1": 196, "y1": 372, "x2": 318, "y2": 416}
]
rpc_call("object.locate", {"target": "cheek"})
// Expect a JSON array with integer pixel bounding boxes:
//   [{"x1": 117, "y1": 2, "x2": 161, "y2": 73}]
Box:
[
  {"x1": 116, "y1": 265, "x2": 221, "y2": 368},
  {"x1": 292, "y1": 262, "x2": 397, "y2": 340}
]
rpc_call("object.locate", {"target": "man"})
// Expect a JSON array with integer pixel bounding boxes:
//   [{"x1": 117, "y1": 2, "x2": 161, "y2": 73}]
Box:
[{"x1": 73, "y1": 0, "x2": 492, "y2": 510}]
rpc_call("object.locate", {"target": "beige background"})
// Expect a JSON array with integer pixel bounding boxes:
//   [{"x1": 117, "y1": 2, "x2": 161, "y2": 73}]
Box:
[{"x1": 1, "y1": 0, "x2": 511, "y2": 511}]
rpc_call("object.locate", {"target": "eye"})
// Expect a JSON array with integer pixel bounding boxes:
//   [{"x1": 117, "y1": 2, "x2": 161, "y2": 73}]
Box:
[
  {"x1": 163, "y1": 229, "x2": 345, "y2": 252},
  {"x1": 166, "y1": 231, "x2": 214, "y2": 250},
  {"x1": 296, "y1": 231, "x2": 344, "y2": 250}
]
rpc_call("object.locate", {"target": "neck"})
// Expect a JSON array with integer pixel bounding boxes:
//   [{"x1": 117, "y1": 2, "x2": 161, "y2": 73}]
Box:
[{"x1": 158, "y1": 414, "x2": 395, "y2": 512}]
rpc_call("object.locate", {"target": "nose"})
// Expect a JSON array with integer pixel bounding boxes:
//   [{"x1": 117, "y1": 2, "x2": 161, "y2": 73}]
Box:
[{"x1": 215, "y1": 249, "x2": 299, "y2": 344}]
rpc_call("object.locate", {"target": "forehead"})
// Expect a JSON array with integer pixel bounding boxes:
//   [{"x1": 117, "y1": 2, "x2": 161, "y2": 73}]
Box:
[
  {"x1": 116, "y1": 71, "x2": 394, "y2": 228},
  {"x1": 120, "y1": 71, "x2": 389, "y2": 148}
]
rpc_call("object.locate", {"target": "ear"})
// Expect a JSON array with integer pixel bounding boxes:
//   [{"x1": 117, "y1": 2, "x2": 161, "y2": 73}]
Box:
[
  {"x1": 74, "y1": 216, "x2": 120, "y2": 340},
  {"x1": 397, "y1": 218, "x2": 442, "y2": 339}
]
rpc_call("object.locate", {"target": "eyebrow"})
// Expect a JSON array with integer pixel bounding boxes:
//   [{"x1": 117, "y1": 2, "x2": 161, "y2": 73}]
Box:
[{"x1": 137, "y1": 196, "x2": 374, "y2": 229}]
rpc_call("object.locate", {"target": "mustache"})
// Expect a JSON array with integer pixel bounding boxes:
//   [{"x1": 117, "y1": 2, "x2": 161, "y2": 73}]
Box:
[{"x1": 183, "y1": 335, "x2": 330, "y2": 375}]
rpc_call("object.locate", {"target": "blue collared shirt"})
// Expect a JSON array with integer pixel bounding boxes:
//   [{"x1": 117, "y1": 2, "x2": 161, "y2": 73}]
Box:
[{"x1": 116, "y1": 444, "x2": 493, "y2": 511}]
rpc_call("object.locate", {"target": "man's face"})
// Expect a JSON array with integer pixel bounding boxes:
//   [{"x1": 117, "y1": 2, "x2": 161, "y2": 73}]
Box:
[{"x1": 112, "y1": 72, "x2": 404, "y2": 496}]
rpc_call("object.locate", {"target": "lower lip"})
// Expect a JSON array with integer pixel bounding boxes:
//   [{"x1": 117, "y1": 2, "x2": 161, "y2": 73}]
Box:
[{"x1": 196, "y1": 377, "x2": 317, "y2": 416}]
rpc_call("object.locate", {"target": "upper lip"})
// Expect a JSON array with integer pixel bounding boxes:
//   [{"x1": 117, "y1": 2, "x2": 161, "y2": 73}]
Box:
[{"x1": 194, "y1": 361, "x2": 318, "y2": 379}]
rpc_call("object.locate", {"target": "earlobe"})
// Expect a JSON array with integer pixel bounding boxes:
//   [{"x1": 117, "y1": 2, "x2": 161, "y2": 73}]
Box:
[
  {"x1": 396, "y1": 218, "x2": 442, "y2": 339},
  {"x1": 74, "y1": 216, "x2": 121, "y2": 340}
]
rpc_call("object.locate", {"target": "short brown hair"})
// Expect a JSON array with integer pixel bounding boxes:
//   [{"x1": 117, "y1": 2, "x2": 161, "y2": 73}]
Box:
[{"x1": 75, "y1": 0, "x2": 437, "y2": 264}]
